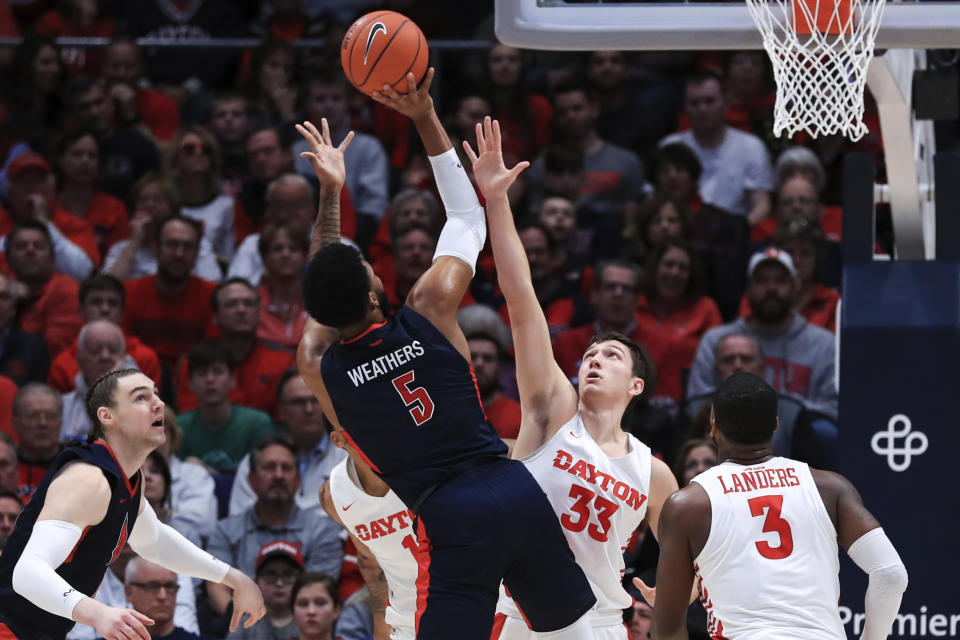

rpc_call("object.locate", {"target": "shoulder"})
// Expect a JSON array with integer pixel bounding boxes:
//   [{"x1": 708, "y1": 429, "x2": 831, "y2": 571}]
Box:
[
  {"x1": 234, "y1": 406, "x2": 273, "y2": 427},
  {"x1": 661, "y1": 482, "x2": 711, "y2": 526},
  {"x1": 177, "y1": 410, "x2": 200, "y2": 426},
  {"x1": 810, "y1": 467, "x2": 852, "y2": 505},
  {"x1": 125, "y1": 275, "x2": 152, "y2": 292},
  {"x1": 53, "y1": 208, "x2": 92, "y2": 231},
  {"x1": 213, "y1": 511, "x2": 248, "y2": 539},
  {"x1": 300, "y1": 504, "x2": 342, "y2": 531}
]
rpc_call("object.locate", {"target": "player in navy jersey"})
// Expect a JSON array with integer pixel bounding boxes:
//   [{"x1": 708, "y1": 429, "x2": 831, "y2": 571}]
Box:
[
  {"x1": 0, "y1": 368, "x2": 264, "y2": 640},
  {"x1": 296, "y1": 71, "x2": 596, "y2": 640}
]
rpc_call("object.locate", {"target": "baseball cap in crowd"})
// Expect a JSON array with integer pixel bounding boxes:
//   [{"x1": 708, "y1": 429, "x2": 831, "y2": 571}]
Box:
[
  {"x1": 747, "y1": 248, "x2": 796, "y2": 279},
  {"x1": 8, "y1": 152, "x2": 51, "y2": 180},
  {"x1": 255, "y1": 540, "x2": 305, "y2": 573}
]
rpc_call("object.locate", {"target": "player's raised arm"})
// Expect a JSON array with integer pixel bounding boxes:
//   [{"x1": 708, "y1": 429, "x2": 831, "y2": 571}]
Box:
[
  {"x1": 463, "y1": 118, "x2": 579, "y2": 458},
  {"x1": 371, "y1": 69, "x2": 482, "y2": 361}
]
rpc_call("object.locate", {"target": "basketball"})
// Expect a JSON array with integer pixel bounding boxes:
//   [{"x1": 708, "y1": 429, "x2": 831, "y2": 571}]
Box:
[{"x1": 341, "y1": 11, "x2": 429, "y2": 96}]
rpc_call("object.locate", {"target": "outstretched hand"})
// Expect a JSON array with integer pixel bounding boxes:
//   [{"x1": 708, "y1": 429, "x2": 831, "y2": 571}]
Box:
[
  {"x1": 370, "y1": 68, "x2": 435, "y2": 122},
  {"x1": 295, "y1": 118, "x2": 354, "y2": 189},
  {"x1": 632, "y1": 577, "x2": 657, "y2": 607},
  {"x1": 461, "y1": 116, "x2": 529, "y2": 199}
]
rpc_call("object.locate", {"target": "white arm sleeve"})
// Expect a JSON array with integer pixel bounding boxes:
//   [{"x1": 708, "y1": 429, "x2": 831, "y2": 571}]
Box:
[
  {"x1": 428, "y1": 148, "x2": 486, "y2": 274},
  {"x1": 848, "y1": 528, "x2": 908, "y2": 640},
  {"x1": 128, "y1": 501, "x2": 230, "y2": 584},
  {"x1": 11, "y1": 520, "x2": 88, "y2": 620}
]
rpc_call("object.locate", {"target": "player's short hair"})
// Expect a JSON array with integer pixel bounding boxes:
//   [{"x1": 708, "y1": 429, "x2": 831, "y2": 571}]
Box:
[
  {"x1": 290, "y1": 572, "x2": 340, "y2": 610},
  {"x1": 85, "y1": 368, "x2": 144, "y2": 442},
  {"x1": 585, "y1": 332, "x2": 654, "y2": 383},
  {"x1": 211, "y1": 277, "x2": 259, "y2": 312},
  {"x1": 302, "y1": 242, "x2": 371, "y2": 329},
  {"x1": 79, "y1": 273, "x2": 126, "y2": 308},
  {"x1": 186, "y1": 340, "x2": 233, "y2": 377},
  {"x1": 711, "y1": 372, "x2": 778, "y2": 445},
  {"x1": 249, "y1": 433, "x2": 298, "y2": 471}
]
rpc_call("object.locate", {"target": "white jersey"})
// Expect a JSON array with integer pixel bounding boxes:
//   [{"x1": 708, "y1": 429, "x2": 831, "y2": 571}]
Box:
[
  {"x1": 328, "y1": 458, "x2": 418, "y2": 638},
  {"x1": 691, "y1": 457, "x2": 845, "y2": 640},
  {"x1": 498, "y1": 412, "x2": 652, "y2": 627}
]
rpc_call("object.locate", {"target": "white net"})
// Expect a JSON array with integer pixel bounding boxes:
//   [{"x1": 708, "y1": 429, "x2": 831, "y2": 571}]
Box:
[{"x1": 745, "y1": 0, "x2": 887, "y2": 140}]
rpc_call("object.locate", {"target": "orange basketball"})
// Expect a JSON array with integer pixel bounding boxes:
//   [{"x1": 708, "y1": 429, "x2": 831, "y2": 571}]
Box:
[{"x1": 341, "y1": 11, "x2": 429, "y2": 96}]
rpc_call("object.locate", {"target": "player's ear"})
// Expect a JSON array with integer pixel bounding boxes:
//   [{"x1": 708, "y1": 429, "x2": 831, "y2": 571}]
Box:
[
  {"x1": 628, "y1": 377, "x2": 644, "y2": 398},
  {"x1": 96, "y1": 406, "x2": 113, "y2": 427}
]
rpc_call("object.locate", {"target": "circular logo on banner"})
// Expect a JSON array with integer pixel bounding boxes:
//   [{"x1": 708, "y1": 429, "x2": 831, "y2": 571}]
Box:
[{"x1": 871, "y1": 414, "x2": 929, "y2": 472}]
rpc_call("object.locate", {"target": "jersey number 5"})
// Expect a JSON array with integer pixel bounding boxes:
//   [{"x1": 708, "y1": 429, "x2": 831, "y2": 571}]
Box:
[
  {"x1": 392, "y1": 371, "x2": 435, "y2": 426},
  {"x1": 560, "y1": 484, "x2": 619, "y2": 542},
  {"x1": 748, "y1": 494, "x2": 794, "y2": 559}
]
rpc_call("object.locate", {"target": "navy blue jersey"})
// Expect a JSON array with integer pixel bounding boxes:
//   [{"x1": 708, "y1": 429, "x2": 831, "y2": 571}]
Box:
[
  {"x1": 321, "y1": 306, "x2": 507, "y2": 509},
  {"x1": 0, "y1": 441, "x2": 142, "y2": 640}
]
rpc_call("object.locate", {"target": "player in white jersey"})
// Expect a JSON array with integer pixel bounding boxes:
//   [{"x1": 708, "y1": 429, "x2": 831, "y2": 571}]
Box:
[
  {"x1": 652, "y1": 372, "x2": 908, "y2": 640},
  {"x1": 463, "y1": 119, "x2": 679, "y2": 640},
  {"x1": 320, "y1": 432, "x2": 417, "y2": 640}
]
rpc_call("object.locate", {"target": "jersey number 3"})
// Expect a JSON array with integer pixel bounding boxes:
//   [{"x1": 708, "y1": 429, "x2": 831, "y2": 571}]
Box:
[
  {"x1": 748, "y1": 495, "x2": 794, "y2": 559},
  {"x1": 560, "y1": 485, "x2": 619, "y2": 542},
  {"x1": 392, "y1": 371, "x2": 435, "y2": 426}
]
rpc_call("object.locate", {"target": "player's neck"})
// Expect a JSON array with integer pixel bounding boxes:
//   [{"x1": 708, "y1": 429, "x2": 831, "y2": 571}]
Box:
[
  {"x1": 100, "y1": 435, "x2": 150, "y2": 481},
  {"x1": 719, "y1": 443, "x2": 775, "y2": 466},
  {"x1": 339, "y1": 309, "x2": 386, "y2": 342},
  {"x1": 579, "y1": 401, "x2": 629, "y2": 456}
]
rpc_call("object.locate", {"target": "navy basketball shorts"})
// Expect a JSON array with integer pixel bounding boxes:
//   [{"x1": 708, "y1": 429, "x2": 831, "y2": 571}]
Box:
[{"x1": 410, "y1": 457, "x2": 595, "y2": 640}]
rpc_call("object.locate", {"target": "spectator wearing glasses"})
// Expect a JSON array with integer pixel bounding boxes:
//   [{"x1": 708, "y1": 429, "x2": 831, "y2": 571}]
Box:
[
  {"x1": 228, "y1": 370, "x2": 346, "y2": 516},
  {"x1": 124, "y1": 556, "x2": 206, "y2": 639},
  {"x1": 227, "y1": 541, "x2": 304, "y2": 640}
]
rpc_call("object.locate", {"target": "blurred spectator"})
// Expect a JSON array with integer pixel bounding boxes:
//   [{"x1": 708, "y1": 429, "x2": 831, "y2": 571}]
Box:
[
  {"x1": 250, "y1": 0, "x2": 325, "y2": 40},
  {"x1": 103, "y1": 173, "x2": 222, "y2": 283},
  {"x1": 226, "y1": 541, "x2": 303, "y2": 640},
  {"x1": 651, "y1": 143, "x2": 702, "y2": 210},
  {"x1": 529, "y1": 144, "x2": 585, "y2": 208},
  {"x1": 536, "y1": 194, "x2": 590, "y2": 272},
  {"x1": 67, "y1": 76, "x2": 161, "y2": 200},
  {"x1": 687, "y1": 249, "x2": 837, "y2": 419},
  {"x1": 661, "y1": 70, "x2": 773, "y2": 224},
  {"x1": 6, "y1": 221, "x2": 84, "y2": 355},
  {"x1": 34, "y1": 0, "x2": 117, "y2": 77},
  {"x1": 123, "y1": 557, "x2": 206, "y2": 640},
  {"x1": 167, "y1": 127, "x2": 251, "y2": 263},
  {"x1": 623, "y1": 193, "x2": 696, "y2": 266},
  {"x1": 1, "y1": 152, "x2": 98, "y2": 277},
  {"x1": 59, "y1": 319, "x2": 126, "y2": 441},
  {"x1": 12, "y1": 383, "x2": 63, "y2": 502},
  {"x1": 1, "y1": 35, "x2": 64, "y2": 150},
  {"x1": 176, "y1": 340, "x2": 275, "y2": 473},
  {"x1": 347, "y1": 86, "x2": 413, "y2": 173},
  {"x1": 208, "y1": 92, "x2": 251, "y2": 188},
  {"x1": 0, "y1": 0, "x2": 17, "y2": 67},
  {"x1": 722, "y1": 51, "x2": 776, "y2": 138},
  {"x1": 636, "y1": 241, "x2": 721, "y2": 406},
  {"x1": 177, "y1": 278, "x2": 295, "y2": 414},
  {"x1": 336, "y1": 586, "x2": 374, "y2": 640},
  {"x1": 143, "y1": 450, "x2": 202, "y2": 546},
  {"x1": 527, "y1": 81, "x2": 645, "y2": 256},
  {"x1": 369, "y1": 188, "x2": 442, "y2": 290},
  {"x1": 236, "y1": 126, "x2": 294, "y2": 229},
  {"x1": 0, "y1": 437, "x2": 18, "y2": 492},
  {"x1": 0, "y1": 387, "x2": 15, "y2": 439},
  {"x1": 625, "y1": 596, "x2": 652, "y2": 640},
  {"x1": 158, "y1": 410, "x2": 218, "y2": 540},
  {"x1": 673, "y1": 437, "x2": 718, "y2": 488},
  {"x1": 383, "y1": 224, "x2": 442, "y2": 309},
  {"x1": 205, "y1": 436, "x2": 344, "y2": 616},
  {"x1": 0, "y1": 489, "x2": 21, "y2": 551},
  {"x1": 290, "y1": 573, "x2": 341, "y2": 640},
  {"x1": 48, "y1": 273, "x2": 162, "y2": 393},
  {"x1": 121, "y1": 0, "x2": 244, "y2": 96},
  {"x1": 741, "y1": 218, "x2": 840, "y2": 332},
  {"x1": 229, "y1": 370, "x2": 347, "y2": 517},
  {"x1": 552, "y1": 259, "x2": 643, "y2": 384},
  {"x1": 243, "y1": 39, "x2": 300, "y2": 127},
  {"x1": 294, "y1": 69, "x2": 389, "y2": 251},
  {"x1": 0, "y1": 270, "x2": 50, "y2": 386},
  {"x1": 102, "y1": 37, "x2": 182, "y2": 143},
  {"x1": 54, "y1": 127, "x2": 130, "y2": 256},
  {"x1": 122, "y1": 216, "x2": 218, "y2": 373},
  {"x1": 767, "y1": 146, "x2": 842, "y2": 241},
  {"x1": 502, "y1": 222, "x2": 592, "y2": 338},
  {"x1": 587, "y1": 50, "x2": 680, "y2": 163},
  {"x1": 256, "y1": 221, "x2": 309, "y2": 353},
  {"x1": 230, "y1": 173, "x2": 315, "y2": 285},
  {"x1": 483, "y1": 43, "x2": 552, "y2": 164},
  {"x1": 458, "y1": 305, "x2": 520, "y2": 441}
]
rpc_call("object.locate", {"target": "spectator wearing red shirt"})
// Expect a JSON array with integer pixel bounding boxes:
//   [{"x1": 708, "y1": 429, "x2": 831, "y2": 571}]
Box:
[
  {"x1": 382, "y1": 223, "x2": 476, "y2": 310},
  {"x1": 101, "y1": 37, "x2": 181, "y2": 143},
  {"x1": 177, "y1": 278, "x2": 294, "y2": 415},
  {"x1": 552, "y1": 259, "x2": 646, "y2": 384},
  {"x1": 5, "y1": 222, "x2": 84, "y2": 356},
  {"x1": 123, "y1": 216, "x2": 218, "y2": 373},
  {"x1": 256, "y1": 221, "x2": 309, "y2": 354},
  {"x1": 484, "y1": 44, "x2": 553, "y2": 165},
  {"x1": 0, "y1": 377, "x2": 16, "y2": 440},
  {"x1": 34, "y1": 0, "x2": 116, "y2": 76},
  {"x1": 635, "y1": 241, "x2": 722, "y2": 405},
  {"x1": 54, "y1": 128, "x2": 129, "y2": 256},
  {"x1": 11, "y1": 383, "x2": 63, "y2": 503},
  {"x1": 0, "y1": 152, "x2": 98, "y2": 277},
  {"x1": 47, "y1": 273, "x2": 162, "y2": 393},
  {"x1": 623, "y1": 192, "x2": 697, "y2": 270},
  {"x1": 458, "y1": 304, "x2": 521, "y2": 441}
]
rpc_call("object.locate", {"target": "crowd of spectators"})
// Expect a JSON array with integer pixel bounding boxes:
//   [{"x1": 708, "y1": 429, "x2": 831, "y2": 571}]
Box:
[{"x1": 0, "y1": 0, "x2": 872, "y2": 638}]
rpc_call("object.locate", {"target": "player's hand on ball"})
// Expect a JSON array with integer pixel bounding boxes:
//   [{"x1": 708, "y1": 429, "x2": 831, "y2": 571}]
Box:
[
  {"x1": 93, "y1": 605, "x2": 154, "y2": 640},
  {"x1": 462, "y1": 116, "x2": 529, "y2": 198},
  {"x1": 295, "y1": 118, "x2": 354, "y2": 189},
  {"x1": 226, "y1": 568, "x2": 267, "y2": 632},
  {"x1": 371, "y1": 67, "x2": 435, "y2": 122}
]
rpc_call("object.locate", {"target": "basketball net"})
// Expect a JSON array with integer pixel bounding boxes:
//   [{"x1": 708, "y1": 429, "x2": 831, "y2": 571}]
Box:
[{"x1": 745, "y1": 0, "x2": 887, "y2": 140}]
